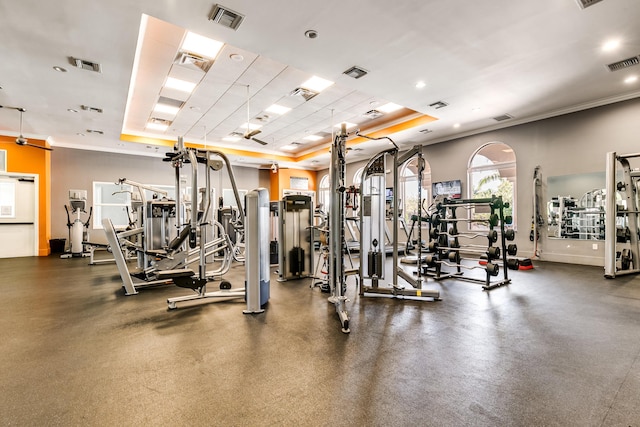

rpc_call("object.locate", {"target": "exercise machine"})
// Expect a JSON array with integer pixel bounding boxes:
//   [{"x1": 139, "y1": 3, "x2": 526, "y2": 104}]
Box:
[
  {"x1": 277, "y1": 194, "x2": 314, "y2": 281},
  {"x1": 604, "y1": 151, "x2": 640, "y2": 278},
  {"x1": 327, "y1": 124, "x2": 351, "y2": 333},
  {"x1": 358, "y1": 141, "x2": 440, "y2": 300},
  {"x1": 61, "y1": 189, "x2": 92, "y2": 258},
  {"x1": 164, "y1": 137, "x2": 269, "y2": 310}
]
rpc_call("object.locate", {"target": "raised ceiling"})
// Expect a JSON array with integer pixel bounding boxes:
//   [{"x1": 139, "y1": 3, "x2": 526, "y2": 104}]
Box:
[{"x1": 0, "y1": 0, "x2": 639, "y2": 170}]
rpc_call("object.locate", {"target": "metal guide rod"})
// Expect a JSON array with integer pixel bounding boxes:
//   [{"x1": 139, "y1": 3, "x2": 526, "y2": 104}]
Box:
[{"x1": 604, "y1": 151, "x2": 617, "y2": 277}]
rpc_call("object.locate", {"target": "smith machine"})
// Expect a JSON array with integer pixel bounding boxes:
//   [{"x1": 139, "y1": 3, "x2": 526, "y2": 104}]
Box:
[{"x1": 359, "y1": 140, "x2": 440, "y2": 300}]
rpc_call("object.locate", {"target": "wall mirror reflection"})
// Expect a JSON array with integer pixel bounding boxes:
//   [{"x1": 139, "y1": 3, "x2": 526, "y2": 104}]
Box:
[{"x1": 547, "y1": 172, "x2": 606, "y2": 240}]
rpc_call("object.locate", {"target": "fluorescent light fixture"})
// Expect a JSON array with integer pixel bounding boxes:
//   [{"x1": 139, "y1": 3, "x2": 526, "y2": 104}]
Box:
[
  {"x1": 146, "y1": 122, "x2": 168, "y2": 131},
  {"x1": 223, "y1": 136, "x2": 241, "y2": 142},
  {"x1": 453, "y1": 123, "x2": 461, "y2": 128},
  {"x1": 624, "y1": 75, "x2": 638, "y2": 84},
  {"x1": 181, "y1": 31, "x2": 224, "y2": 58},
  {"x1": 415, "y1": 81, "x2": 426, "y2": 89},
  {"x1": 165, "y1": 77, "x2": 197, "y2": 93},
  {"x1": 334, "y1": 122, "x2": 357, "y2": 129},
  {"x1": 602, "y1": 39, "x2": 621, "y2": 52},
  {"x1": 280, "y1": 145, "x2": 297, "y2": 151},
  {"x1": 301, "y1": 76, "x2": 334, "y2": 93},
  {"x1": 153, "y1": 104, "x2": 180, "y2": 115},
  {"x1": 240, "y1": 123, "x2": 262, "y2": 131},
  {"x1": 265, "y1": 104, "x2": 291, "y2": 115},
  {"x1": 377, "y1": 102, "x2": 403, "y2": 113},
  {"x1": 303, "y1": 134, "x2": 323, "y2": 141}
]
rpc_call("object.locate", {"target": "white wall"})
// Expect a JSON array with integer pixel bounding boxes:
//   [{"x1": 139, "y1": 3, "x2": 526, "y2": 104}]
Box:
[{"x1": 318, "y1": 97, "x2": 640, "y2": 266}]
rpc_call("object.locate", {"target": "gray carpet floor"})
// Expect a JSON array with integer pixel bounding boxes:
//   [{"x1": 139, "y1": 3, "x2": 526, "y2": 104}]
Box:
[{"x1": 1, "y1": 253, "x2": 640, "y2": 426}]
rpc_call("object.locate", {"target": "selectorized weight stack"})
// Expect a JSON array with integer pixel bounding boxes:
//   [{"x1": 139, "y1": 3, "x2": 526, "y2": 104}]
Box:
[{"x1": 278, "y1": 195, "x2": 313, "y2": 281}]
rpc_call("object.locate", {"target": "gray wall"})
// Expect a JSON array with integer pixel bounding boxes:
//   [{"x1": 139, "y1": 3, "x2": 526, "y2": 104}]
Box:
[
  {"x1": 51, "y1": 148, "x2": 263, "y2": 244},
  {"x1": 318, "y1": 97, "x2": 640, "y2": 266}
]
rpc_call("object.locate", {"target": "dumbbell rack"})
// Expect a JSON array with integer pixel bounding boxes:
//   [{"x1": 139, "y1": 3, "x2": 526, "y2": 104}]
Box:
[{"x1": 423, "y1": 195, "x2": 517, "y2": 290}]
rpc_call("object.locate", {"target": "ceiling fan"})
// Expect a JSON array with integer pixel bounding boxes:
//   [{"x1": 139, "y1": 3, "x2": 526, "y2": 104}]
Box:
[
  {"x1": 0, "y1": 105, "x2": 53, "y2": 151},
  {"x1": 243, "y1": 85, "x2": 268, "y2": 146}
]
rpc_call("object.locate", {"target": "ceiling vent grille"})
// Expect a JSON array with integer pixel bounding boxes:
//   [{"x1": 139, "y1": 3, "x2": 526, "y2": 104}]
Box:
[
  {"x1": 429, "y1": 101, "x2": 449, "y2": 109},
  {"x1": 343, "y1": 66, "x2": 369, "y2": 79},
  {"x1": 289, "y1": 87, "x2": 318, "y2": 102},
  {"x1": 71, "y1": 57, "x2": 102, "y2": 73},
  {"x1": 363, "y1": 109, "x2": 384, "y2": 119},
  {"x1": 607, "y1": 55, "x2": 640, "y2": 72},
  {"x1": 209, "y1": 4, "x2": 244, "y2": 30},
  {"x1": 150, "y1": 118, "x2": 172, "y2": 126},
  {"x1": 575, "y1": 0, "x2": 604, "y2": 9},
  {"x1": 86, "y1": 129, "x2": 104, "y2": 135},
  {"x1": 419, "y1": 128, "x2": 433, "y2": 134},
  {"x1": 81, "y1": 105, "x2": 103, "y2": 113},
  {"x1": 493, "y1": 114, "x2": 514, "y2": 122},
  {"x1": 175, "y1": 51, "x2": 214, "y2": 73}
]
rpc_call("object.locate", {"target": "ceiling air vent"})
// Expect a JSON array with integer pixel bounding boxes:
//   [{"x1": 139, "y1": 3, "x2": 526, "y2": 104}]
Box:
[
  {"x1": 175, "y1": 51, "x2": 214, "y2": 73},
  {"x1": 429, "y1": 101, "x2": 449, "y2": 109},
  {"x1": 607, "y1": 55, "x2": 640, "y2": 72},
  {"x1": 363, "y1": 109, "x2": 384, "y2": 119},
  {"x1": 289, "y1": 87, "x2": 318, "y2": 102},
  {"x1": 229, "y1": 132, "x2": 244, "y2": 138},
  {"x1": 343, "y1": 66, "x2": 369, "y2": 79},
  {"x1": 575, "y1": 0, "x2": 604, "y2": 9},
  {"x1": 81, "y1": 105, "x2": 103, "y2": 113},
  {"x1": 209, "y1": 4, "x2": 244, "y2": 30},
  {"x1": 86, "y1": 129, "x2": 104, "y2": 135},
  {"x1": 71, "y1": 57, "x2": 102, "y2": 73},
  {"x1": 493, "y1": 114, "x2": 514, "y2": 122},
  {"x1": 419, "y1": 128, "x2": 433, "y2": 134}
]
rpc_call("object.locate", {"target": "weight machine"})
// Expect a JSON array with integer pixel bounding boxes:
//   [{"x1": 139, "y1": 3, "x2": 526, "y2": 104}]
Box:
[
  {"x1": 358, "y1": 141, "x2": 440, "y2": 300},
  {"x1": 277, "y1": 194, "x2": 313, "y2": 281},
  {"x1": 604, "y1": 151, "x2": 640, "y2": 278},
  {"x1": 163, "y1": 137, "x2": 269, "y2": 310}
]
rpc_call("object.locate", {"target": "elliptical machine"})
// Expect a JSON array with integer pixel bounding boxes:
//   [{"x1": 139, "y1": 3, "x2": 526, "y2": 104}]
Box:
[{"x1": 62, "y1": 189, "x2": 92, "y2": 258}]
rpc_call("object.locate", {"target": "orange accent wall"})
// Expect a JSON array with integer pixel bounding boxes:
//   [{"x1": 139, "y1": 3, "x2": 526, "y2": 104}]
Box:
[
  {"x1": 1, "y1": 136, "x2": 51, "y2": 256},
  {"x1": 269, "y1": 168, "x2": 317, "y2": 201}
]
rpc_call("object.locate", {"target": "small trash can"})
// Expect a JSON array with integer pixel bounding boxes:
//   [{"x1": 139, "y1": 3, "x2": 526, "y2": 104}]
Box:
[{"x1": 49, "y1": 238, "x2": 66, "y2": 254}]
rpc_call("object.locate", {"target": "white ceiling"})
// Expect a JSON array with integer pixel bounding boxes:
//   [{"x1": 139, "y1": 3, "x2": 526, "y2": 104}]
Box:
[{"x1": 0, "y1": 0, "x2": 639, "y2": 170}]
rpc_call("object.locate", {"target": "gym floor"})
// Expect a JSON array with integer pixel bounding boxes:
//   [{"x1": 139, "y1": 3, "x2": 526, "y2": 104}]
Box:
[{"x1": 1, "y1": 253, "x2": 639, "y2": 426}]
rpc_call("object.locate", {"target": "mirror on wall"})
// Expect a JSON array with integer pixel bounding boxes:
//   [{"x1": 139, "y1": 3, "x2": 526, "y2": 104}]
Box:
[{"x1": 547, "y1": 172, "x2": 605, "y2": 240}]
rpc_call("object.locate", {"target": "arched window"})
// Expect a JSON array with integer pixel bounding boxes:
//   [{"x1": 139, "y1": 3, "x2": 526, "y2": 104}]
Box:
[
  {"x1": 352, "y1": 167, "x2": 364, "y2": 188},
  {"x1": 400, "y1": 157, "x2": 431, "y2": 221},
  {"x1": 318, "y1": 175, "x2": 330, "y2": 213},
  {"x1": 468, "y1": 142, "x2": 516, "y2": 228}
]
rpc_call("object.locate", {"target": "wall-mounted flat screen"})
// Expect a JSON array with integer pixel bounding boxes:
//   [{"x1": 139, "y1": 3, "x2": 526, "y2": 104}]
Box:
[
  {"x1": 432, "y1": 180, "x2": 462, "y2": 199},
  {"x1": 385, "y1": 187, "x2": 393, "y2": 202}
]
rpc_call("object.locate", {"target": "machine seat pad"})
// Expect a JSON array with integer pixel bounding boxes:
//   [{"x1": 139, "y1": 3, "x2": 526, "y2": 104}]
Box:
[{"x1": 156, "y1": 269, "x2": 195, "y2": 279}]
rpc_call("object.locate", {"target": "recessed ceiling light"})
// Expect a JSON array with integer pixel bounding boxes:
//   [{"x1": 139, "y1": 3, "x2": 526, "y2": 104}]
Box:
[
  {"x1": 165, "y1": 77, "x2": 197, "y2": 93},
  {"x1": 67, "y1": 108, "x2": 78, "y2": 113},
  {"x1": 602, "y1": 39, "x2": 621, "y2": 52},
  {"x1": 223, "y1": 136, "x2": 241, "y2": 142},
  {"x1": 230, "y1": 54, "x2": 244, "y2": 62},
  {"x1": 154, "y1": 104, "x2": 180, "y2": 115},
  {"x1": 265, "y1": 104, "x2": 291, "y2": 115},
  {"x1": 280, "y1": 145, "x2": 297, "y2": 151},
  {"x1": 343, "y1": 66, "x2": 368, "y2": 79},
  {"x1": 304, "y1": 30, "x2": 318, "y2": 39},
  {"x1": 415, "y1": 81, "x2": 426, "y2": 89},
  {"x1": 77, "y1": 133, "x2": 85, "y2": 137},
  {"x1": 301, "y1": 76, "x2": 334, "y2": 93},
  {"x1": 453, "y1": 123, "x2": 461, "y2": 128},
  {"x1": 303, "y1": 134, "x2": 323, "y2": 141},
  {"x1": 472, "y1": 107, "x2": 481, "y2": 112},
  {"x1": 624, "y1": 75, "x2": 638, "y2": 84},
  {"x1": 377, "y1": 102, "x2": 403, "y2": 113},
  {"x1": 53, "y1": 66, "x2": 67, "y2": 72},
  {"x1": 181, "y1": 32, "x2": 224, "y2": 59},
  {"x1": 146, "y1": 122, "x2": 168, "y2": 131},
  {"x1": 189, "y1": 106, "x2": 201, "y2": 111}
]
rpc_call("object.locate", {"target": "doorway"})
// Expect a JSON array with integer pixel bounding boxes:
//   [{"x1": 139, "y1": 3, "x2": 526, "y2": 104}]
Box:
[{"x1": 0, "y1": 172, "x2": 38, "y2": 258}]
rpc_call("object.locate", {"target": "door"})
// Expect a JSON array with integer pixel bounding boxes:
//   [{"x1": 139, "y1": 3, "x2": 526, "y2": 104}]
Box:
[{"x1": 0, "y1": 173, "x2": 37, "y2": 258}]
